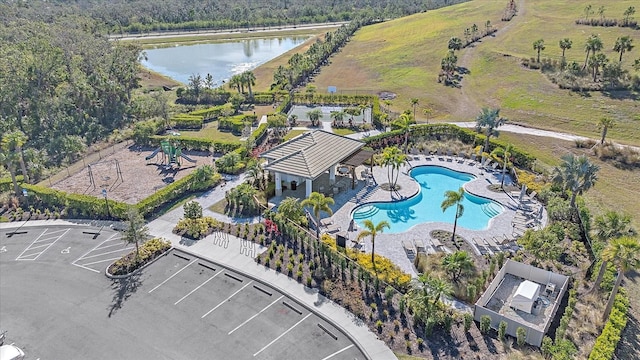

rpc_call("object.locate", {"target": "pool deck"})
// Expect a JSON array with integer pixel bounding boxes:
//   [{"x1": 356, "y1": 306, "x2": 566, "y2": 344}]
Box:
[{"x1": 320, "y1": 155, "x2": 547, "y2": 277}]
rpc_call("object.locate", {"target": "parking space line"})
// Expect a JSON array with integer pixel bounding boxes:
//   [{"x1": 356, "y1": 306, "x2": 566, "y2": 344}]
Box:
[
  {"x1": 148, "y1": 259, "x2": 197, "y2": 293},
  {"x1": 93, "y1": 242, "x2": 128, "y2": 251},
  {"x1": 174, "y1": 271, "x2": 224, "y2": 305},
  {"x1": 80, "y1": 256, "x2": 123, "y2": 267},
  {"x1": 15, "y1": 229, "x2": 48, "y2": 260},
  {"x1": 228, "y1": 295, "x2": 284, "y2": 335},
  {"x1": 201, "y1": 280, "x2": 254, "y2": 318},
  {"x1": 253, "y1": 313, "x2": 312, "y2": 357},
  {"x1": 320, "y1": 345, "x2": 355, "y2": 360},
  {"x1": 71, "y1": 263, "x2": 101, "y2": 273},
  {"x1": 78, "y1": 247, "x2": 134, "y2": 260},
  {"x1": 16, "y1": 228, "x2": 70, "y2": 261},
  {"x1": 73, "y1": 233, "x2": 118, "y2": 264}
]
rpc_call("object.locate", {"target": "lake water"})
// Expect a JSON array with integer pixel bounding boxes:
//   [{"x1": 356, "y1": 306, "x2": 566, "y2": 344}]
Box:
[{"x1": 141, "y1": 36, "x2": 309, "y2": 86}]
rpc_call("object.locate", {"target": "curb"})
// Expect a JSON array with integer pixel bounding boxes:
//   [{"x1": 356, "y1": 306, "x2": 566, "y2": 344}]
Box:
[{"x1": 105, "y1": 246, "x2": 174, "y2": 280}]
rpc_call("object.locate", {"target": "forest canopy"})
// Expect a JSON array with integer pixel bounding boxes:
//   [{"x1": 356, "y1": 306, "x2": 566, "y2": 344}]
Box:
[{"x1": 0, "y1": 0, "x2": 467, "y2": 33}]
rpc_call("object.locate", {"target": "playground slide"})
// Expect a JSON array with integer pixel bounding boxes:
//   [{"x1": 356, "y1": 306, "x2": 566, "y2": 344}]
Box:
[
  {"x1": 180, "y1": 153, "x2": 197, "y2": 163},
  {"x1": 145, "y1": 147, "x2": 162, "y2": 160}
]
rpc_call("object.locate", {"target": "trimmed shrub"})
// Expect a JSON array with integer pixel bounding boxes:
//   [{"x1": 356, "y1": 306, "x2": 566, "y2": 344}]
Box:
[
  {"x1": 498, "y1": 321, "x2": 507, "y2": 340},
  {"x1": 589, "y1": 289, "x2": 629, "y2": 360},
  {"x1": 516, "y1": 327, "x2": 527, "y2": 346},
  {"x1": 480, "y1": 315, "x2": 491, "y2": 334}
]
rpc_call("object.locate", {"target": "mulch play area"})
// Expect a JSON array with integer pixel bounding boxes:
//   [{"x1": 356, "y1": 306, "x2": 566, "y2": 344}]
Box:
[{"x1": 50, "y1": 145, "x2": 211, "y2": 204}]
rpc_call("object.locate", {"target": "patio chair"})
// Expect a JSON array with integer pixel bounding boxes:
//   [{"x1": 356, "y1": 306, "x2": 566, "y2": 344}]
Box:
[
  {"x1": 483, "y1": 159, "x2": 494, "y2": 171},
  {"x1": 446, "y1": 150, "x2": 454, "y2": 162},
  {"x1": 414, "y1": 239, "x2": 427, "y2": 254},
  {"x1": 491, "y1": 162, "x2": 501, "y2": 172},
  {"x1": 437, "y1": 149, "x2": 445, "y2": 161},
  {"x1": 324, "y1": 224, "x2": 341, "y2": 234},
  {"x1": 457, "y1": 152, "x2": 466, "y2": 164},
  {"x1": 402, "y1": 240, "x2": 416, "y2": 259}
]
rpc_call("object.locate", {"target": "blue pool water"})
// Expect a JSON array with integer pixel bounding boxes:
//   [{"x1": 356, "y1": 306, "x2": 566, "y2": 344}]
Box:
[{"x1": 352, "y1": 166, "x2": 503, "y2": 233}]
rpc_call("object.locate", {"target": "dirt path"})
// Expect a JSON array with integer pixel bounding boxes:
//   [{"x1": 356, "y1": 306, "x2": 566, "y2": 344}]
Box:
[{"x1": 451, "y1": 0, "x2": 527, "y2": 120}]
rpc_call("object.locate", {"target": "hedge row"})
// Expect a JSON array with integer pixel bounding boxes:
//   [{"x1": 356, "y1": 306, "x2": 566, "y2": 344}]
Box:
[
  {"x1": 21, "y1": 170, "x2": 221, "y2": 220},
  {"x1": 171, "y1": 114, "x2": 204, "y2": 129},
  {"x1": 189, "y1": 104, "x2": 229, "y2": 120},
  {"x1": 589, "y1": 289, "x2": 629, "y2": 360},
  {"x1": 361, "y1": 123, "x2": 536, "y2": 170},
  {"x1": 218, "y1": 114, "x2": 258, "y2": 134},
  {"x1": 149, "y1": 135, "x2": 241, "y2": 153}
]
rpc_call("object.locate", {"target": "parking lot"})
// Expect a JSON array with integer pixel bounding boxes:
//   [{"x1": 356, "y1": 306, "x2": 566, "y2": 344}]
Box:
[{"x1": 0, "y1": 225, "x2": 366, "y2": 360}]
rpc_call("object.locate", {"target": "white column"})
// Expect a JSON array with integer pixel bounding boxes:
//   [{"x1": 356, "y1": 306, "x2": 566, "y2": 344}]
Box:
[
  {"x1": 306, "y1": 178, "x2": 313, "y2": 198},
  {"x1": 329, "y1": 165, "x2": 336, "y2": 184},
  {"x1": 275, "y1": 172, "x2": 282, "y2": 196}
]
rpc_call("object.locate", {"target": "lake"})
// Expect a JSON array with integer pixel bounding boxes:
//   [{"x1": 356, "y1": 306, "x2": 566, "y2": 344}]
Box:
[{"x1": 140, "y1": 36, "x2": 310, "y2": 86}]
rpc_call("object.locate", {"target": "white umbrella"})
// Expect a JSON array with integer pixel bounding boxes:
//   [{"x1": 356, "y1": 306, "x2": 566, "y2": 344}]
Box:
[{"x1": 518, "y1": 184, "x2": 527, "y2": 203}]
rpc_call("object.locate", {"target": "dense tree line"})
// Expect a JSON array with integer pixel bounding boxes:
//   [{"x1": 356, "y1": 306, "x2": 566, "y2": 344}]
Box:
[
  {"x1": 0, "y1": 16, "x2": 142, "y2": 179},
  {"x1": 0, "y1": 0, "x2": 468, "y2": 34}
]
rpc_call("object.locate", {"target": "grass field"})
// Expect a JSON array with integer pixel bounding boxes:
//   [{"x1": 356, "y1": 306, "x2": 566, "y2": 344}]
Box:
[{"x1": 311, "y1": 0, "x2": 640, "y2": 144}]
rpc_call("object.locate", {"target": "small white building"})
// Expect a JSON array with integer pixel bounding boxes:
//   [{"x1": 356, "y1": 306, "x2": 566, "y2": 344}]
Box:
[{"x1": 510, "y1": 280, "x2": 540, "y2": 314}]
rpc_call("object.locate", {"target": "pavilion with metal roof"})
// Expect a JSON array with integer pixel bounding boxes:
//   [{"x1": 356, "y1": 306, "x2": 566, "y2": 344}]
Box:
[{"x1": 260, "y1": 130, "x2": 373, "y2": 197}]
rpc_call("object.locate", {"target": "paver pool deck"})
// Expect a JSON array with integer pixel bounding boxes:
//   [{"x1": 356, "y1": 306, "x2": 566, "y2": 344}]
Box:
[{"x1": 323, "y1": 155, "x2": 547, "y2": 277}]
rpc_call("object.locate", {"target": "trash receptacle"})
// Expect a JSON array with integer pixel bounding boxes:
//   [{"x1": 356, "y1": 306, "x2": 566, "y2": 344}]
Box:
[{"x1": 291, "y1": 181, "x2": 297, "y2": 190}]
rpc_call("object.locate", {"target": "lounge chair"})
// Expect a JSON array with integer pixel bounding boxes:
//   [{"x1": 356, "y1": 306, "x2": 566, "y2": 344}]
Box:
[
  {"x1": 436, "y1": 149, "x2": 445, "y2": 161},
  {"x1": 402, "y1": 240, "x2": 416, "y2": 259},
  {"x1": 414, "y1": 239, "x2": 427, "y2": 254},
  {"x1": 457, "y1": 152, "x2": 466, "y2": 164},
  {"x1": 483, "y1": 159, "x2": 494, "y2": 171},
  {"x1": 446, "y1": 150, "x2": 454, "y2": 162}
]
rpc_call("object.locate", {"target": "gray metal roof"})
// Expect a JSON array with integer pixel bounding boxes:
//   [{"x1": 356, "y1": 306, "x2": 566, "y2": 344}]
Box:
[{"x1": 261, "y1": 130, "x2": 365, "y2": 179}]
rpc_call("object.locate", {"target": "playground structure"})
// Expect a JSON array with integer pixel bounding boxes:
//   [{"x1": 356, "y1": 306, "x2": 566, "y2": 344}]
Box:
[
  {"x1": 146, "y1": 140, "x2": 197, "y2": 168},
  {"x1": 87, "y1": 159, "x2": 124, "y2": 190}
]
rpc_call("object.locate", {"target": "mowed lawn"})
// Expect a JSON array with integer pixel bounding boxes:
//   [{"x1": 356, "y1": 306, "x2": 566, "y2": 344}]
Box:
[{"x1": 311, "y1": 0, "x2": 640, "y2": 144}]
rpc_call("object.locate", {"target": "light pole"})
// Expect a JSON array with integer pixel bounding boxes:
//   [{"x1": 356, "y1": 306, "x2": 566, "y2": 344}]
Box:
[{"x1": 102, "y1": 189, "x2": 110, "y2": 219}]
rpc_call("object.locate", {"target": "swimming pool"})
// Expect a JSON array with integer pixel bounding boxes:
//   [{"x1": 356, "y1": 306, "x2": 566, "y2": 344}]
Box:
[{"x1": 351, "y1": 165, "x2": 503, "y2": 233}]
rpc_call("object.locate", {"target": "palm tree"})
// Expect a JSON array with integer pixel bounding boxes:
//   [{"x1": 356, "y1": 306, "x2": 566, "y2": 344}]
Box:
[
  {"x1": 442, "y1": 250, "x2": 474, "y2": 282},
  {"x1": 491, "y1": 143, "x2": 513, "y2": 188},
  {"x1": 428, "y1": 276, "x2": 453, "y2": 307},
  {"x1": 583, "y1": 34, "x2": 603, "y2": 70},
  {"x1": 306, "y1": 109, "x2": 323, "y2": 127},
  {"x1": 441, "y1": 187, "x2": 465, "y2": 248},
  {"x1": 448, "y1": 37, "x2": 463, "y2": 52},
  {"x1": 410, "y1": 98, "x2": 419, "y2": 121},
  {"x1": 475, "y1": 107, "x2": 506, "y2": 153},
  {"x1": 597, "y1": 6, "x2": 605, "y2": 21},
  {"x1": 592, "y1": 211, "x2": 635, "y2": 291},
  {"x1": 242, "y1": 71, "x2": 256, "y2": 98},
  {"x1": 589, "y1": 53, "x2": 608, "y2": 81},
  {"x1": 559, "y1": 38, "x2": 572, "y2": 59},
  {"x1": 0, "y1": 150, "x2": 19, "y2": 195},
  {"x1": 552, "y1": 154, "x2": 600, "y2": 208},
  {"x1": 623, "y1": 6, "x2": 636, "y2": 25},
  {"x1": 380, "y1": 146, "x2": 407, "y2": 190},
  {"x1": 123, "y1": 207, "x2": 149, "y2": 260},
  {"x1": 2, "y1": 130, "x2": 29, "y2": 184},
  {"x1": 396, "y1": 113, "x2": 413, "y2": 153},
  {"x1": 245, "y1": 161, "x2": 265, "y2": 190},
  {"x1": 228, "y1": 74, "x2": 243, "y2": 93},
  {"x1": 584, "y1": 4, "x2": 593, "y2": 20},
  {"x1": 288, "y1": 114, "x2": 298, "y2": 126},
  {"x1": 485, "y1": 20, "x2": 492, "y2": 35},
  {"x1": 533, "y1": 39, "x2": 545, "y2": 63},
  {"x1": 275, "y1": 197, "x2": 306, "y2": 225},
  {"x1": 301, "y1": 192, "x2": 334, "y2": 239},
  {"x1": 597, "y1": 117, "x2": 616, "y2": 144},
  {"x1": 330, "y1": 111, "x2": 346, "y2": 126},
  {"x1": 602, "y1": 236, "x2": 640, "y2": 321},
  {"x1": 355, "y1": 219, "x2": 390, "y2": 265},
  {"x1": 613, "y1": 36, "x2": 634, "y2": 62}
]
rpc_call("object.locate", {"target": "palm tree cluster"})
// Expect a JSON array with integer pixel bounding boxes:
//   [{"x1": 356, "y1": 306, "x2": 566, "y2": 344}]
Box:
[
  {"x1": 405, "y1": 273, "x2": 453, "y2": 329},
  {"x1": 379, "y1": 146, "x2": 407, "y2": 191},
  {"x1": 576, "y1": 5, "x2": 637, "y2": 28},
  {"x1": 551, "y1": 154, "x2": 599, "y2": 209},
  {"x1": 475, "y1": 107, "x2": 506, "y2": 153},
  {"x1": 225, "y1": 182, "x2": 260, "y2": 216},
  {"x1": 228, "y1": 71, "x2": 257, "y2": 98},
  {"x1": 301, "y1": 192, "x2": 334, "y2": 239}
]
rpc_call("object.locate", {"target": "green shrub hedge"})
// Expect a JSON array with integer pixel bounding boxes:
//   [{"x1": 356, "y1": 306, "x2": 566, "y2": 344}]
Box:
[
  {"x1": 218, "y1": 114, "x2": 258, "y2": 134},
  {"x1": 171, "y1": 114, "x2": 204, "y2": 129},
  {"x1": 589, "y1": 289, "x2": 629, "y2": 360},
  {"x1": 148, "y1": 135, "x2": 241, "y2": 153},
  {"x1": 189, "y1": 104, "x2": 228, "y2": 120},
  {"x1": 0, "y1": 175, "x2": 24, "y2": 192}
]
